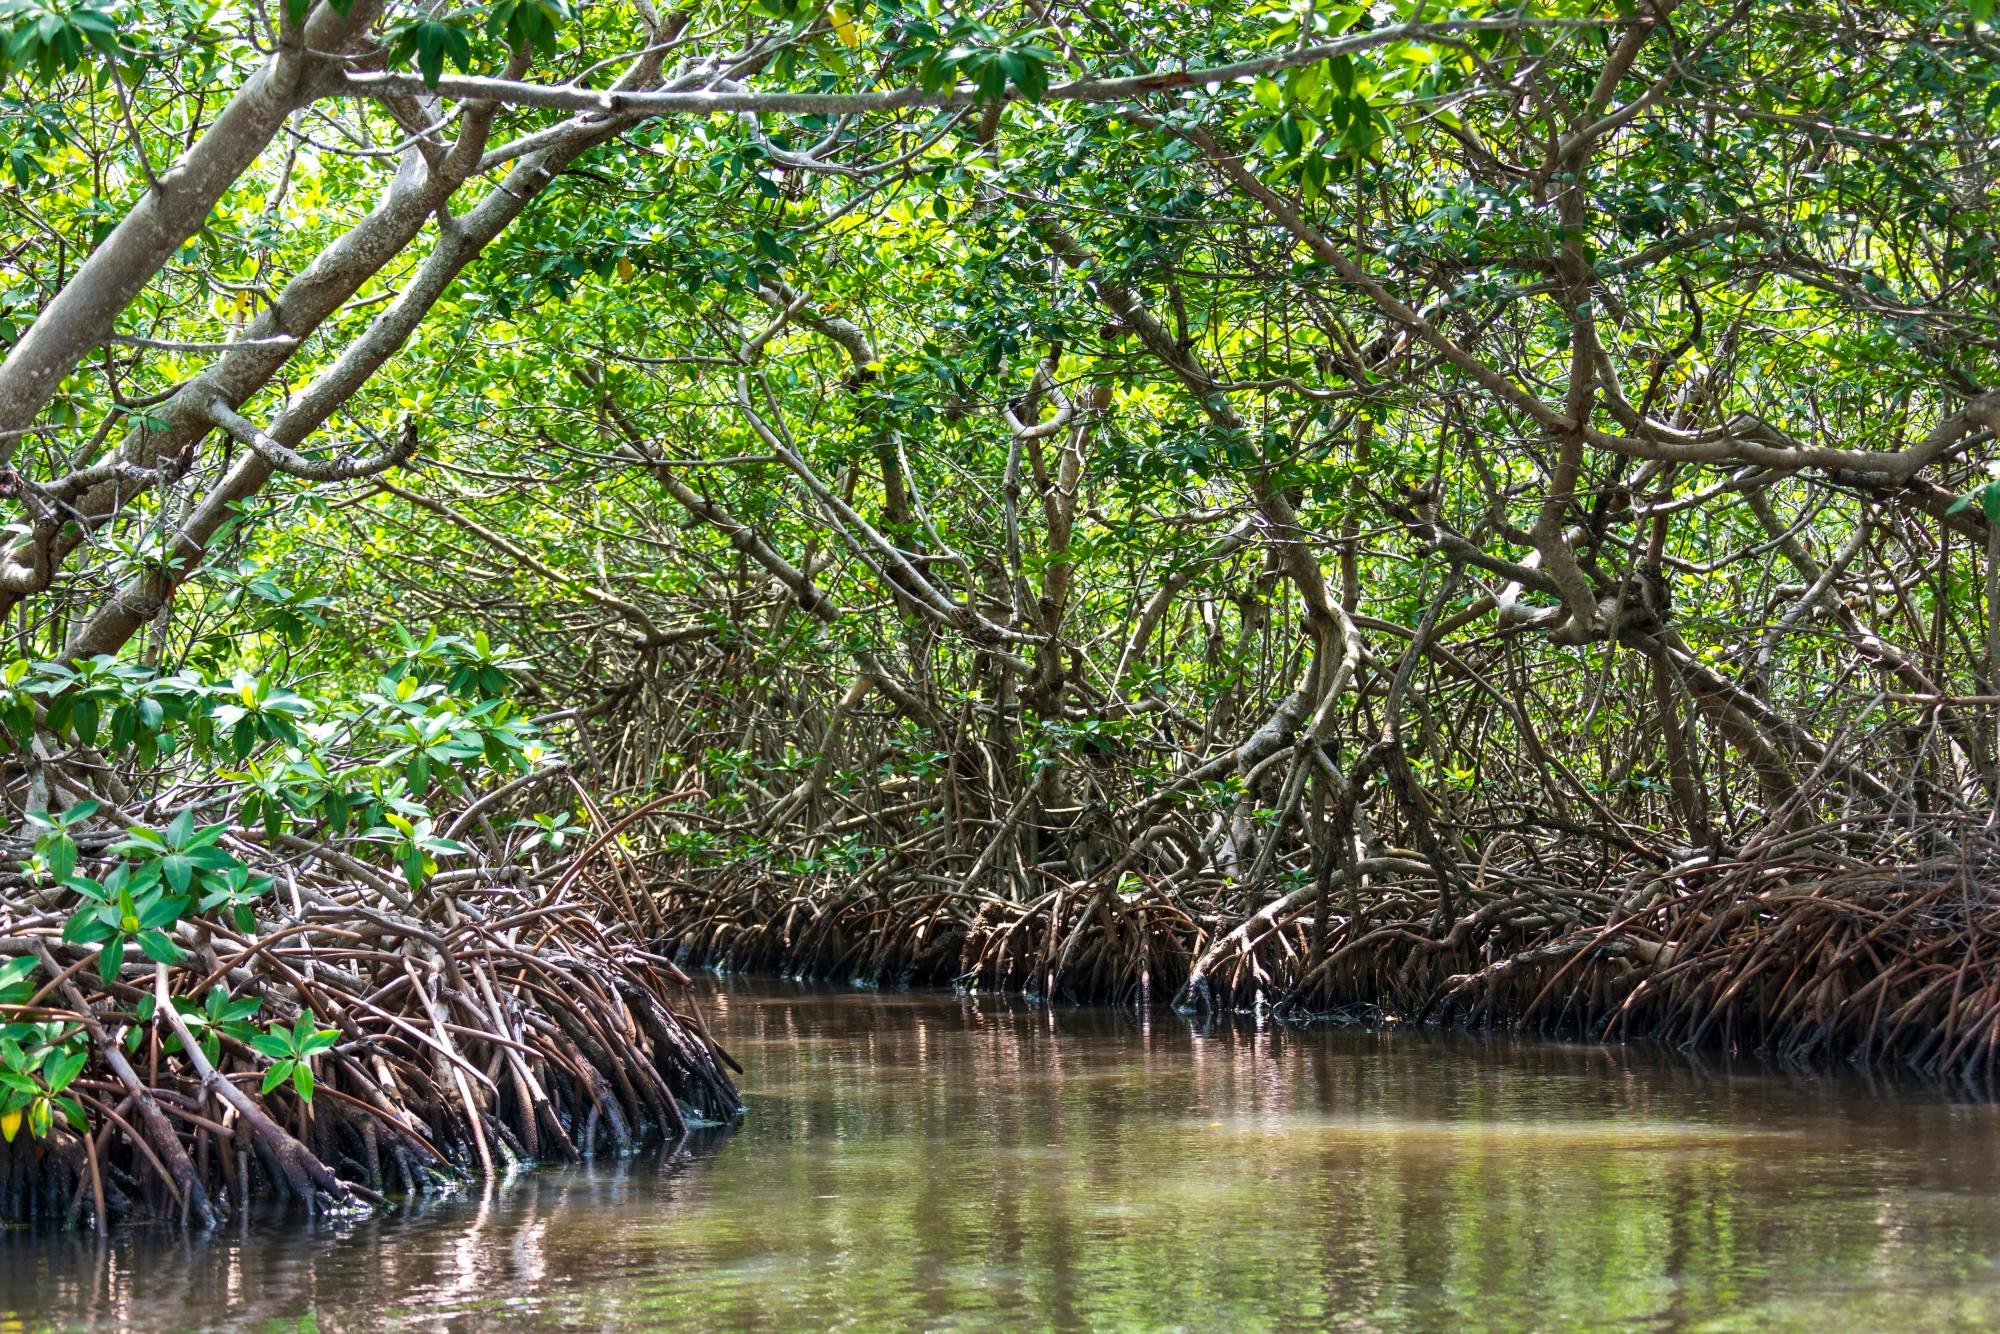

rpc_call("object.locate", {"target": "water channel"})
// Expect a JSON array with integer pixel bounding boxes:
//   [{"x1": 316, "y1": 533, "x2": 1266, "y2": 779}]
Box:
[{"x1": 6, "y1": 980, "x2": 2000, "y2": 1330}]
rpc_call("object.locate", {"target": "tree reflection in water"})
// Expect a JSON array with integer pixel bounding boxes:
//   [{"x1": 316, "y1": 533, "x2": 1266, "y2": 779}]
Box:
[{"x1": 5, "y1": 980, "x2": 1999, "y2": 1332}]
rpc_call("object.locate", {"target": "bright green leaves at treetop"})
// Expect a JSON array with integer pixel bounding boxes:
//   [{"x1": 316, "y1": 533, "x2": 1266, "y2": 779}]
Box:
[
  {"x1": 0, "y1": 0, "x2": 119, "y2": 82},
  {"x1": 384, "y1": 0, "x2": 575, "y2": 87},
  {"x1": 875, "y1": 3, "x2": 1059, "y2": 101},
  {"x1": 488, "y1": 0, "x2": 574, "y2": 55},
  {"x1": 385, "y1": 12, "x2": 476, "y2": 87}
]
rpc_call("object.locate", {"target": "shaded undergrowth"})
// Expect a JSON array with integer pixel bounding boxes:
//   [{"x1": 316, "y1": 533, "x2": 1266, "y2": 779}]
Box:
[{"x1": 652, "y1": 828, "x2": 2000, "y2": 1083}]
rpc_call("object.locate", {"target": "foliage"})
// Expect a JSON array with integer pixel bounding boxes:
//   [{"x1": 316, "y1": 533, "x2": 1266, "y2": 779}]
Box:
[
  {"x1": 250, "y1": 1011, "x2": 338, "y2": 1102},
  {"x1": 1, "y1": 0, "x2": 1999, "y2": 1221}
]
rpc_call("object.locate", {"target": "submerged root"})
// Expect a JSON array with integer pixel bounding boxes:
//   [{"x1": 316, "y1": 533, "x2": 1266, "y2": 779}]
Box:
[
  {"x1": 659, "y1": 870, "x2": 1203, "y2": 1006},
  {"x1": 651, "y1": 825, "x2": 2000, "y2": 1082},
  {"x1": 2, "y1": 846, "x2": 741, "y2": 1230}
]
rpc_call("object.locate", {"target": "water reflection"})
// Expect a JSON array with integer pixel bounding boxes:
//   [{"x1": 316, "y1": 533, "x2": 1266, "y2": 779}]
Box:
[{"x1": 6, "y1": 981, "x2": 2000, "y2": 1330}]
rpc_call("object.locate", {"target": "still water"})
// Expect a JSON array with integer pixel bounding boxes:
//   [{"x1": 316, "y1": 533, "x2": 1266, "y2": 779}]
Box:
[{"x1": 7, "y1": 980, "x2": 2000, "y2": 1331}]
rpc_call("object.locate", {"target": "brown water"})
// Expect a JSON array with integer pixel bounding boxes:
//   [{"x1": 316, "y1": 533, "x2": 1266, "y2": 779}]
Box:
[{"x1": 7, "y1": 981, "x2": 2000, "y2": 1331}]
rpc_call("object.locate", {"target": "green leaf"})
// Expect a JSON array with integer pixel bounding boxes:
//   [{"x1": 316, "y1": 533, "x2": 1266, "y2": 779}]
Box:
[
  {"x1": 136, "y1": 928, "x2": 183, "y2": 964},
  {"x1": 0, "y1": 957, "x2": 38, "y2": 1005},
  {"x1": 95, "y1": 938, "x2": 124, "y2": 986},
  {"x1": 43, "y1": 1047, "x2": 84, "y2": 1094},
  {"x1": 138, "y1": 893, "x2": 188, "y2": 930},
  {"x1": 114, "y1": 826, "x2": 167, "y2": 853},
  {"x1": 62, "y1": 909, "x2": 112, "y2": 946},
  {"x1": 250, "y1": 1032, "x2": 295, "y2": 1060},
  {"x1": 43, "y1": 835, "x2": 76, "y2": 884},
  {"x1": 393, "y1": 16, "x2": 476, "y2": 89}
]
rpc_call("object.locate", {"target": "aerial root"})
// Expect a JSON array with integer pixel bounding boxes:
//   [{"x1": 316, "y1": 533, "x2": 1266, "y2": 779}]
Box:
[
  {"x1": 3, "y1": 853, "x2": 742, "y2": 1229},
  {"x1": 654, "y1": 832, "x2": 2000, "y2": 1081}
]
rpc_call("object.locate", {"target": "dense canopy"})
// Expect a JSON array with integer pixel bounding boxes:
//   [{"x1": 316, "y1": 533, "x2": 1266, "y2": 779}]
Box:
[{"x1": 2, "y1": 0, "x2": 1999, "y2": 1222}]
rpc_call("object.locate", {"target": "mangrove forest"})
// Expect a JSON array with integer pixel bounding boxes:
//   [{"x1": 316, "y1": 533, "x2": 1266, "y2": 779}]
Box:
[{"x1": 3, "y1": 0, "x2": 2000, "y2": 1318}]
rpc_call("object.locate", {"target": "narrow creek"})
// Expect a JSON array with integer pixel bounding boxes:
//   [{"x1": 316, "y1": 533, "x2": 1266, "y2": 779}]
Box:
[{"x1": 7, "y1": 980, "x2": 2000, "y2": 1331}]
